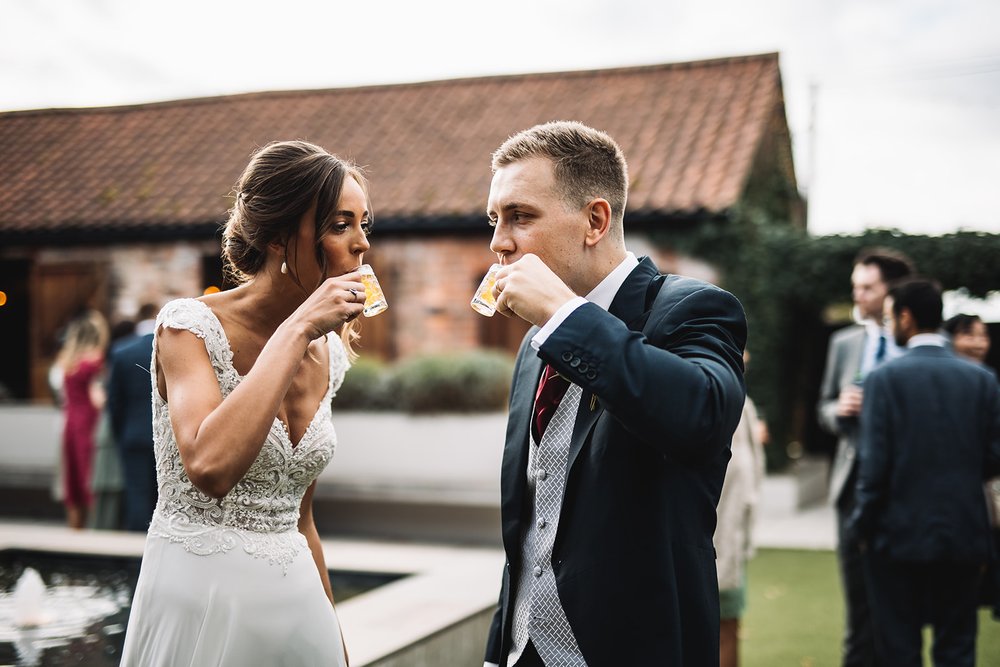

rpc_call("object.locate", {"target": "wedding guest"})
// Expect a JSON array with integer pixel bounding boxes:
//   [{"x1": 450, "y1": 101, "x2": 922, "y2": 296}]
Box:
[
  {"x1": 849, "y1": 278, "x2": 1000, "y2": 666},
  {"x1": 817, "y1": 247, "x2": 915, "y2": 666},
  {"x1": 54, "y1": 309, "x2": 109, "y2": 529},
  {"x1": 107, "y1": 304, "x2": 160, "y2": 531},
  {"x1": 715, "y1": 349, "x2": 768, "y2": 667},
  {"x1": 88, "y1": 317, "x2": 136, "y2": 530},
  {"x1": 943, "y1": 313, "x2": 991, "y2": 365}
]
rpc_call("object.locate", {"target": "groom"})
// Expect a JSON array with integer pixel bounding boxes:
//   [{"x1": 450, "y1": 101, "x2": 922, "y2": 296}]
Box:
[{"x1": 483, "y1": 121, "x2": 748, "y2": 667}]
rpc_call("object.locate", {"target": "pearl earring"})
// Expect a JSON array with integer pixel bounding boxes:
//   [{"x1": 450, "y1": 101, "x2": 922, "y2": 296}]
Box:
[{"x1": 280, "y1": 261, "x2": 288, "y2": 275}]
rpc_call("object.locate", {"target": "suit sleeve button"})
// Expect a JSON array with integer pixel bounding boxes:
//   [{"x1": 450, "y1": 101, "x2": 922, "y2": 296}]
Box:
[
  {"x1": 578, "y1": 363, "x2": 589, "y2": 373},
  {"x1": 561, "y1": 352, "x2": 573, "y2": 362},
  {"x1": 570, "y1": 357, "x2": 581, "y2": 368},
  {"x1": 586, "y1": 370, "x2": 597, "y2": 380}
]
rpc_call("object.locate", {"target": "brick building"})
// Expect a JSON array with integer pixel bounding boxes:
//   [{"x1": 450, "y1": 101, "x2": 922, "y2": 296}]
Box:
[{"x1": 0, "y1": 52, "x2": 803, "y2": 401}]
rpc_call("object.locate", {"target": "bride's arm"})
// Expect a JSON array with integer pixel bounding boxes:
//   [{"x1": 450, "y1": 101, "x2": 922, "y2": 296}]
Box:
[
  {"x1": 158, "y1": 319, "x2": 310, "y2": 498},
  {"x1": 160, "y1": 275, "x2": 364, "y2": 499},
  {"x1": 299, "y1": 482, "x2": 349, "y2": 663},
  {"x1": 299, "y1": 481, "x2": 335, "y2": 604}
]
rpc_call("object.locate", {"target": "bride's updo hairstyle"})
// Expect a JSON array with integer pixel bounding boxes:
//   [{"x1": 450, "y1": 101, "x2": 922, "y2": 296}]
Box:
[
  {"x1": 223, "y1": 140, "x2": 371, "y2": 287},
  {"x1": 223, "y1": 140, "x2": 371, "y2": 357}
]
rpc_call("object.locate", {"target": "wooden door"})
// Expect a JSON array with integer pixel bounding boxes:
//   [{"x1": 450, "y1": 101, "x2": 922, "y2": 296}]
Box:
[{"x1": 30, "y1": 262, "x2": 109, "y2": 401}]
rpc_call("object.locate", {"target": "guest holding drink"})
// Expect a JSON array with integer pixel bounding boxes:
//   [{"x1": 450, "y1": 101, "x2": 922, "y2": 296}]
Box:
[{"x1": 121, "y1": 140, "x2": 377, "y2": 666}]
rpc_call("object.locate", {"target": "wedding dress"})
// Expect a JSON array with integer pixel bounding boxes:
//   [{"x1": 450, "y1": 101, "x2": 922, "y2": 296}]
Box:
[{"x1": 120, "y1": 298, "x2": 348, "y2": 666}]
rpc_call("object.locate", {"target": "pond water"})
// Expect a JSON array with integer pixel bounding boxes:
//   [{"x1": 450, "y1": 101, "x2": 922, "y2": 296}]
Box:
[{"x1": 0, "y1": 549, "x2": 403, "y2": 666}]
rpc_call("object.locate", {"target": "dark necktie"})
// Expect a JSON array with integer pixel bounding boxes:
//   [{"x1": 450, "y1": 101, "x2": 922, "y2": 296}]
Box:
[
  {"x1": 874, "y1": 333, "x2": 887, "y2": 365},
  {"x1": 532, "y1": 364, "x2": 570, "y2": 441}
]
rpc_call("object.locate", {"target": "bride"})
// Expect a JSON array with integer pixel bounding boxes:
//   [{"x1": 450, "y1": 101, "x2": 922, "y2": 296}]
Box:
[{"x1": 121, "y1": 140, "x2": 373, "y2": 666}]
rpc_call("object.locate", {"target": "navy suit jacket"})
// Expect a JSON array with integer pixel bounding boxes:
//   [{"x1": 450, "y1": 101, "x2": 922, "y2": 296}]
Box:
[
  {"x1": 486, "y1": 258, "x2": 747, "y2": 667},
  {"x1": 849, "y1": 345, "x2": 1000, "y2": 562},
  {"x1": 107, "y1": 333, "x2": 155, "y2": 452}
]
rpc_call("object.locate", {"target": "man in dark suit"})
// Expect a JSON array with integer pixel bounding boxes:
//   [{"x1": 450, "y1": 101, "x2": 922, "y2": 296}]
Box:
[
  {"x1": 107, "y1": 302, "x2": 159, "y2": 532},
  {"x1": 481, "y1": 121, "x2": 747, "y2": 666},
  {"x1": 849, "y1": 278, "x2": 1000, "y2": 666},
  {"x1": 816, "y1": 247, "x2": 914, "y2": 666}
]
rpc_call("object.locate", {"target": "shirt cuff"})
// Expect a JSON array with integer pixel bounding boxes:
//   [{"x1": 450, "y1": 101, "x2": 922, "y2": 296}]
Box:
[
  {"x1": 484, "y1": 663, "x2": 500, "y2": 667},
  {"x1": 530, "y1": 296, "x2": 588, "y2": 351}
]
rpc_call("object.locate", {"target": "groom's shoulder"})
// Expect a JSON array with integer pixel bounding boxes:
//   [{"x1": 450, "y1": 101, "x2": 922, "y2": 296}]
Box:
[{"x1": 655, "y1": 273, "x2": 742, "y2": 314}]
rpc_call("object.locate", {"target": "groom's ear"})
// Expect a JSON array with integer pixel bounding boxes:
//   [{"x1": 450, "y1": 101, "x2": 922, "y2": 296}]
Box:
[{"x1": 583, "y1": 198, "x2": 612, "y2": 247}]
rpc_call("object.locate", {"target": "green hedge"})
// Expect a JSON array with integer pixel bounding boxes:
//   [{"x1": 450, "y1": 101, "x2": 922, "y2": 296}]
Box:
[
  {"x1": 332, "y1": 350, "x2": 515, "y2": 413},
  {"x1": 331, "y1": 356, "x2": 392, "y2": 410}
]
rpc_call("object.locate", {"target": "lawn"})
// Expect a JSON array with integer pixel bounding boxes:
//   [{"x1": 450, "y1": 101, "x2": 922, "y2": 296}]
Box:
[{"x1": 742, "y1": 549, "x2": 1000, "y2": 666}]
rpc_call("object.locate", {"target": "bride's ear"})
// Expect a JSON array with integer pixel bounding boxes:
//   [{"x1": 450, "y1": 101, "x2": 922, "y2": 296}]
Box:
[{"x1": 265, "y1": 240, "x2": 289, "y2": 275}]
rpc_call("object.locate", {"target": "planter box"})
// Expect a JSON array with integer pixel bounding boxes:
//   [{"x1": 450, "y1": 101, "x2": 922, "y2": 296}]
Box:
[
  {"x1": 319, "y1": 411, "x2": 506, "y2": 506},
  {"x1": 0, "y1": 406, "x2": 508, "y2": 542}
]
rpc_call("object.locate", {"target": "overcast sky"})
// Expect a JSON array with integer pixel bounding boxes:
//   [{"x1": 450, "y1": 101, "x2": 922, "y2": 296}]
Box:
[{"x1": 2, "y1": 0, "x2": 998, "y2": 237}]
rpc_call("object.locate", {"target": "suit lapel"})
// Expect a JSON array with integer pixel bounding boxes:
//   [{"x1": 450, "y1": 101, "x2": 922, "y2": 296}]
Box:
[
  {"x1": 609, "y1": 257, "x2": 659, "y2": 326},
  {"x1": 564, "y1": 258, "x2": 661, "y2": 475},
  {"x1": 501, "y1": 345, "x2": 545, "y2": 556}
]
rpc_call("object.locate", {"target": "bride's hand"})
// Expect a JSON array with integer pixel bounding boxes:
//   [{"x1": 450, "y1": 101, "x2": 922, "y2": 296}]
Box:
[{"x1": 291, "y1": 271, "x2": 366, "y2": 341}]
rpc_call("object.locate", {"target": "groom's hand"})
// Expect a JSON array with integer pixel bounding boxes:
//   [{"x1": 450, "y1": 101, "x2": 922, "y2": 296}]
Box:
[{"x1": 493, "y1": 254, "x2": 577, "y2": 326}]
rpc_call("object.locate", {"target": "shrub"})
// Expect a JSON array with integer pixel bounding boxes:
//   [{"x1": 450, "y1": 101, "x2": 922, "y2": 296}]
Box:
[
  {"x1": 388, "y1": 350, "x2": 515, "y2": 413},
  {"x1": 331, "y1": 356, "x2": 391, "y2": 410},
  {"x1": 332, "y1": 350, "x2": 515, "y2": 413}
]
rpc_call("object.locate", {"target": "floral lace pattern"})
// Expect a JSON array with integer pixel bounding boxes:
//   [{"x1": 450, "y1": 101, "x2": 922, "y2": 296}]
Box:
[{"x1": 147, "y1": 298, "x2": 347, "y2": 572}]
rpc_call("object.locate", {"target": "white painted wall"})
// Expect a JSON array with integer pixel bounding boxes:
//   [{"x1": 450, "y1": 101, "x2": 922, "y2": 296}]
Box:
[{"x1": 0, "y1": 407, "x2": 506, "y2": 506}]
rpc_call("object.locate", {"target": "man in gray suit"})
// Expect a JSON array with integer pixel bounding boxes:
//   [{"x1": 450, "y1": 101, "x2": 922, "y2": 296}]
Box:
[
  {"x1": 816, "y1": 247, "x2": 914, "y2": 666},
  {"x1": 849, "y1": 278, "x2": 1000, "y2": 666}
]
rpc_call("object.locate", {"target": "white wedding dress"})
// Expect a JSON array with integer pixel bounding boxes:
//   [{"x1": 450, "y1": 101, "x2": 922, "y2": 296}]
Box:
[{"x1": 120, "y1": 298, "x2": 348, "y2": 666}]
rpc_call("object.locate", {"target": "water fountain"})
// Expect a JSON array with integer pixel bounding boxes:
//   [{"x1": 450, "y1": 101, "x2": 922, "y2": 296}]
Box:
[
  {"x1": 0, "y1": 556, "x2": 131, "y2": 666},
  {"x1": 11, "y1": 568, "x2": 49, "y2": 627},
  {"x1": 0, "y1": 548, "x2": 401, "y2": 666}
]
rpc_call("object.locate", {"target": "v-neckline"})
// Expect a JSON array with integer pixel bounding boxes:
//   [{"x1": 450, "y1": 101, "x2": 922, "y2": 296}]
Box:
[{"x1": 194, "y1": 299, "x2": 332, "y2": 451}]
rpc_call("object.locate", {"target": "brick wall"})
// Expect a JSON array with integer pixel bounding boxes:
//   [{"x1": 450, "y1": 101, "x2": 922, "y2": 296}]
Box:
[
  {"x1": 365, "y1": 236, "x2": 505, "y2": 359},
  {"x1": 106, "y1": 242, "x2": 217, "y2": 317},
  {"x1": 13, "y1": 231, "x2": 717, "y2": 399},
  {"x1": 35, "y1": 240, "x2": 217, "y2": 322}
]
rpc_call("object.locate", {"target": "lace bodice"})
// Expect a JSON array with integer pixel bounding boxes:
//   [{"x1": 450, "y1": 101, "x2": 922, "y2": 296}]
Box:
[{"x1": 147, "y1": 298, "x2": 347, "y2": 570}]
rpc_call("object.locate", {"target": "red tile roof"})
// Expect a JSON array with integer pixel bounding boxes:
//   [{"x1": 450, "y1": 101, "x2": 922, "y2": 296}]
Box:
[{"x1": 0, "y1": 52, "x2": 794, "y2": 241}]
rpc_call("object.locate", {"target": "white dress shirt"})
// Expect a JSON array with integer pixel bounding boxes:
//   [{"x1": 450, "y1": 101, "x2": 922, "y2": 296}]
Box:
[
  {"x1": 530, "y1": 252, "x2": 639, "y2": 351},
  {"x1": 907, "y1": 332, "x2": 947, "y2": 348},
  {"x1": 859, "y1": 319, "x2": 903, "y2": 379},
  {"x1": 134, "y1": 318, "x2": 157, "y2": 337}
]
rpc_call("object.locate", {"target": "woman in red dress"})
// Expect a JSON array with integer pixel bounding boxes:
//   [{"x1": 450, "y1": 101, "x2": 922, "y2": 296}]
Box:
[{"x1": 55, "y1": 310, "x2": 109, "y2": 529}]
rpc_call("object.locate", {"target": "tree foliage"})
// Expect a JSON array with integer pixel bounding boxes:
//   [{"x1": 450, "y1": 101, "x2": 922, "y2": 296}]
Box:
[{"x1": 651, "y1": 212, "x2": 1000, "y2": 470}]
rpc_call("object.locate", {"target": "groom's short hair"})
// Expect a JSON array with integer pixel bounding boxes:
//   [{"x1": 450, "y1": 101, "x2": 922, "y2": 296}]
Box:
[{"x1": 491, "y1": 120, "x2": 629, "y2": 225}]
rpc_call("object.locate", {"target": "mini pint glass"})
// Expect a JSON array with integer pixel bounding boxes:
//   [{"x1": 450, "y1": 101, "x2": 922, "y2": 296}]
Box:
[
  {"x1": 358, "y1": 264, "x2": 388, "y2": 317},
  {"x1": 471, "y1": 263, "x2": 502, "y2": 317}
]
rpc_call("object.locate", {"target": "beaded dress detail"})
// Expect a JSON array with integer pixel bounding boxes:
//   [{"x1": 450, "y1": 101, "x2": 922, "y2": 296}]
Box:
[
  {"x1": 147, "y1": 298, "x2": 346, "y2": 571},
  {"x1": 121, "y1": 297, "x2": 350, "y2": 666}
]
